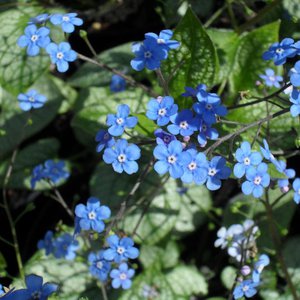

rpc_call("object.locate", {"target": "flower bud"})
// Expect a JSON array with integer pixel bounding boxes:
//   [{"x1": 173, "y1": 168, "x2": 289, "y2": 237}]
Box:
[{"x1": 240, "y1": 265, "x2": 251, "y2": 276}]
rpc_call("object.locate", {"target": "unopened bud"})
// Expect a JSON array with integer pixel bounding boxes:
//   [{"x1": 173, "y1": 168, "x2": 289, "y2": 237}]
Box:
[
  {"x1": 79, "y1": 30, "x2": 88, "y2": 39},
  {"x1": 183, "y1": 136, "x2": 190, "y2": 142},
  {"x1": 156, "y1": 96, "x2": 163, "y2": 103},
  {"x1": 280, "y1": 185, "x2": 289, "y2": 193},
  {"x1": 240, "y1": 265, "x2": 251, "y2": 276}
]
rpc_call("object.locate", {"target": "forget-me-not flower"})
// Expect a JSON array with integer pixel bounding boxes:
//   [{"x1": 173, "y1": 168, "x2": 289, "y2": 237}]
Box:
[
  {"x1": 17, "y1": 89, "x2": 47, "y2": 111},
  {"x1": 289, "y1": 87, "x2": 300, "y2": 117},
  {"x1": 95, "y1": 129, "x2": 115, "y2": 152},
  {"x1": 154, "y1": 128, "x2": 176, "y2": 145},
  {"x1": 144, "y1": 29, "x2": 180, "y2": 51},
  {"x1": 289, "y1": 61, "x2": 300, "y2": 87},
  {"x1": 292, "y1": 178, "x2": 300, "y2": 204},
  {"x1": 110, "y1": 75, "x2": 126, "y2": 92},
  {"x1": 53, "y1": 233, "x2": 79, "y2": 260},
  {"x1": 88, "y1": 251, "x2": 111, "y2": 282},
  {"x1": 110, "y1": 263, "x2": 135, "y2": 290},
  {"x1": 50, "y1": 13, "x2": 83, "y2": 33},
  {"x1": 252, "y1": 254, "x2": 270, "y2": 283},
  {"x1": 28, "y1": 13, "x2": 50, "y2": 25},
  {"x1": 37, "y1": 230, "x2": 54, "y2": 256},
  {"x1": 233, "y1": 279, "x2": 258, "y2": 299},
  {"x1": 259, "y1": 68, "x2": 283, "y2": 88}
]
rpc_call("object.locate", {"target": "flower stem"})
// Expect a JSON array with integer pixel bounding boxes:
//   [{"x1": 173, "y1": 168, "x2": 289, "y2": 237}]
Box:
[{"x1": 155, "y1": 68, "x2": 169, "y2": 95}]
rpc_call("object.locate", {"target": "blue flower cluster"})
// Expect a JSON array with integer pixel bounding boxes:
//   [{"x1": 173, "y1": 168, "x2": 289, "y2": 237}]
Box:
[
  {"x1": 263, "y1": 37, "x2": 300, "y2": 117},
  {"x1": 214, "y1": 220, "x2": 259, "y2": 262},
  {"x1": 233, "y1": 255, "x2": 270, "y2": 299},
  {"x1": 17, "y1": 12, "x2": 81, "y2": 72},
  {"x1": 131, "y1": 29, "x2": 180, "y2": 71},
  {"x1": 31, "y1": 159, "x2": 70, "y2": 189}
]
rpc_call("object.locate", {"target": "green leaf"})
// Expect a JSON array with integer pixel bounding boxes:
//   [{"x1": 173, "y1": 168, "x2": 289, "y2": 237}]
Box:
[
  {"x1": 132, "y1": 113, "x2": 158, "y2": 137},
  {"x1": 68, "y1": 43, "x2": 134, "y2": 88},
  {"x1": 162, "y1": 7, "x2": 218, "y2": 104},
  {"x1": 221, "y1": 266, "x2": 236, "y2": 290}
]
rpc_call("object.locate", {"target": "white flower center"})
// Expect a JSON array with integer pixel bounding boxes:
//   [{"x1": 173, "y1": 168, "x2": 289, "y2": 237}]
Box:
[
  {"x1": 179, "y1": 121, "x2": 188, "y2": 129},
  {"x1": 243, "y1": 157, "x2": 251, "y2": 165},
  {"x1": 158, "y1": 108, "x2": 167, "y2": 116},
  {"x1": 31, "y1": 34, "x2": 38, "y2": 42},
  {"x1": 188, "y1": 162, "x2": 197, "y2": 170},
  {"x1": 276, "y1": 48, "x2": 284, "y2": 54},
  {"x1": 168, "y1": 155, "x2": 177, "y2": 164},
  {"x1": 88, "y1": 211, "x2": 96, "y2": 220},
  {"x1": 96, "y1": 261, "x2": 103, "y2": 269},
  {"x1": 63, "y1": 16, "x2": 70, "y2": 22},
  {"x1": 117, "y1": 247, "x2": 125, "y2": 254},
  {"x1": 56, "y1": 52, "x2": 64, "y2": 59},
  {"x1": 208, "y1": 168, "x2": 217, "y2": 176},
  {"x1": 157, "y1": 38, "x2": 165, "y2": 44},
  {"x1": 118, "y1": 154, "x2": 126, "y2": 163},
  {"x1": 254, "y1": 176, "x2": 262, "y2": 185},
  {"x1": 120, "y1": 272, "x2": 127, "y2": 280},
  {"x1": 144, "y1": 51, "x2": 152, "y2": 58},
  {"x1": 242, "y1": 285, "x2": 249, "y2": 292},
  {"x1": 116, "y1": 118, "x2": 124, "y2": 125},
  {"x1": 28, "y1": 96, "x2": 35, "y2": 102},
  {"x1": 269, "y1": 76, "x2": 276, "y2": 82}
]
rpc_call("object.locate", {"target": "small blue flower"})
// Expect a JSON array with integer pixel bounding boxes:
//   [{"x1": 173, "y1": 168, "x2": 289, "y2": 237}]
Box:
[
  {"x1": 144, "y1": 29, "x2": 180, "y2": 51},
  {"x1": 262, "y1": 38, "x2": 297, "y2": 65},
  {"x1": 30, "y1": 164, "x2": 45, "y2": 189},
  {"x1": 260, "y1": 139, "x2": 280, "y2": 169},
  {"x1": 292, "y1": 178, "x2": 300, "y2": 204},
  {"x1": 252, "y1": 254, "x2": 270, "y2": 283},
  {"x1": 130, "y1": 38, "x2": 168, "y2": 71},
  {"x1": 43, "y1": 160, "x2": 70, "y2": 184},
  {"x1": 103, "y1": 234, "x2": 139, "y2": 263},
  {"x1": 50, "y1": 13, "x2": 83, "y2": 33},
  {"x1": 110, "y1": 75, "x2": 126, "y2": 92},
  {"x1": 75, "y1": 197, "x2": 111, "y2": 233},
  {"x1": 181, "y1": 149, "x2": 208, "y2": 185},
  {"x1": 103, "y1": 139, "x2": 141, "y2": 174},
  {"x1": 17, "y1": 24, "x2": 51, "y2": 56},
  {"x1": 88, "y1": 251, "x2": 111, "y2": 282},
  {"x1": 146, "y1": 96, "x2": 178, "y2": 126},
  {"x1": 4, "y1": 274, "x2": 58, "y2": 300},
  {"x1": 28, "y1": 13, "x2": 50, "y2": 24},
  {"x1": 196, "y1": 119, "x2": 219, "y2": 147},
  {"x1": 259, "y1": 68, "x2": 283, "y2": 88},
  {"x1": 37, "y1": 230, "x2": 54, "y2": 256},
  {"x1": 242, "y1": 163, "x2": 270, "y2": 198},
  {"x1": 276, "y1": 160, "x2": 295, "y2": 191},
  {"x1": 289, "y1": 61, "x2": 300, "y2": 87},
  {"x1": 110, "y1": 262, "x2": 135, "y2": 290},
  {"x1": 181, "y1": 84, "x2": 207, "y2": 98},
  {"x1": 53, "y1": 233, "x2": 79, "y2": 260},
  {"x1": 233, "y1": 141, "x2": 262, "y2": 178},
  {"x1": 204, "y1": 156, "x2": 231, "y2": 191},
  {"x1": 0, "y1": 284, "x2": 4, "y2": 296},
  {"x1": 167, "y1": 109, "x2": 197, "y2": 137},
  {"x1": 233, "y1": 279, "x2": 258, "y2": 299},
  {"x1": 289, "y1": 87, "x2": 300, "y2": 117},
  {"x1": 106, "y1": 104, "x2": 138, "y2": 136},
  {"x1": 46, "y1": 42, "x2": 77, "y2": 72},
  {"x1": 17, "y1": 89, "x2": 47, "y2": 111},
  {"x1": 153, "y1": 140, "x2": 190, "y2": 179},
  {"x1": 95, "y1": 129, "x2": 115, "y2": 152},
  {"x1": 193, "y1": 90, "x2": 227, "y2": 125},
  {"x1": 154, "y1": 128, "x2": 176, "y2": 145}
]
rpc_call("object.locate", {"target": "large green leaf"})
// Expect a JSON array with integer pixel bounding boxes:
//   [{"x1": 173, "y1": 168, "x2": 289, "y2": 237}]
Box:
[{"x1": 162, "y1": 7, "x2": 218, "y2": 104}]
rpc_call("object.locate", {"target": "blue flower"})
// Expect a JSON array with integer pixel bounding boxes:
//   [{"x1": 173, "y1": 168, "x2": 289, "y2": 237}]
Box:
[
  {"x1": 204, "y1": 156, "x2": 231, "y2": 191},
  {"x1": 144, "y1": 29, "x2": 180, "y2": 51},
  {"x1": 30, "y1": 164, "x2": 45, "y2": 189},
  {"x1": 75, "y1": 197, "x2": 111, "y2": 233},
  {"x1": 196, "y1": 119, "x2": 219, "y2": 147},
  {"x1": 181, "y1": 149, "x2": 208, "y2": 185},
  {"x1": 242, "y1": 163, "x2": 270, "y2": 198},
  {"x1": 17, "y1": 89, "x2": 47, "y2": 111},
  {"x1": 110, "y1": 263, "x2": 135, "y2": 290},
  {"x1": 181, "y1": 84, "x2": 207, "y2": 98},
  {"x1": 146, "y1": 96, "x2": 178, "y2": 126},
  {"x1": 103, "y1": 139, "x2": 141, "y2": 174},
  {"x1": 290, "y1": 61, "x2": 300, "y2": 87},
  {"x1": 292, "y1": 178, "x2": 300, "y2": 204},
  {"x1": 193, "y1": 90, "x2": 227, "y2": 124},
  {"x1": 28, "y1": 13, "x2": 50, "y2": 25},
  {"x1": 233, "y1": 141, "x2": 262, "y2": 178},
  {"x1": 0, "y1": 284, "x2": 4, "y2": 296},
  {"x1": 262, "y1": 38, "x2": 297, "y2": 65},
  {"x1": 276, "y1": 160, "x2": 295, "y2": 191},
  {"x1": 110, "y1": 75, "x2": 126, "y2": 92},
  {"x1": 259, "y1": 139, "x2": 280, "y2": 168},
  {"x1": 43, "y1": 160, "x2": 70, "y2": 184},
  {"x1": 17, "y1": 24, "x2": 51, "y2": 56},
  {"x1": 95, "y1": 129, "x2": 115, "y2": 152},
  {"x1": 233, "y1": 279, "x2": 258, "y2": 299},
  {"x1": 289, "y1": 87, "x2": 300, "y2": 117},
  {"x1": 252, "y1": 254, "x2": 270, "y2": 283},
  {"x1": 50, "y1": 13, "x2": 83, "y2": 33},
  {"x1": 154, "y1": 128, "x2": 176, "y2": 145},
  {"x1": 103, "y1": 234, "x2": 139, "y2": 263},
  {"x1": 88, "y1": 251, "x2": 111, "y2": 282},
  {"x1": 153, "y1": 140, "x2": 190, "y2": 179},
  {"x1": 6, "y1": 274, "x2": 58, "y2": 299},
  {"x1": 106, "y1": 104, "x2": 138, "y2": 136},
  {"x1": 37, "y1": 230, "x2": 54, "y2": 256},
  {"x1": 130, "y1": 38, "x2": 168, "y2": 71},
  {"x1": 53, "y1": 233, "x2": 79, "y2": 260},
  {"x1": 46, "y1": 42, "x2": 77, "y2": 72},
  {"x1": 259, "y1": 68, "x2": 283, "y2": 88},
  {"x1": 167, "y1": 109, "x2": 197, "y2": 137}
]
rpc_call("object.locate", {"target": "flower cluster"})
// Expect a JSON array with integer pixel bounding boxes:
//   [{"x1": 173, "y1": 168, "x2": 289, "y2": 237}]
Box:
[
  {"x1": 131, "y1": 29, "x2": 180, "y2": 71},
  {"x1": 31, "y1": 159, "x2": 70, "y2": 189},
  {"x1": 214, "y1": 220, "x2": 259, "y2": 262},
  {"x1": 17, "y1": 13, "x2": 81, "y2": 72}
]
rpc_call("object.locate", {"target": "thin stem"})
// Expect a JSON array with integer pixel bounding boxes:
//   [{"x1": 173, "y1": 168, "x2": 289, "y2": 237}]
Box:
[
  {"x1": 2, "y1": 149, "x2": 24, "y2": 280},
  {"x1": 226, "y1": 0, "x2": 238, "y2": 31},
  {"x1": 77, "y1": 53, "x2": 158, "y2": 98},
  {"x1": 155, "y1": 68, "x2": 169, "y2": 95},
  {"x1": 204, "y1": 4, "x2": 227, "y2": 28},
  {"x1": 100, "y1": 284, "x2": 108, "y2": 300},
  {"x1": 263, "y1": 191, "x2": 299, "y2": 300},
  {"x1": 0, "y1": 235, "x2": 14, "y2": 247}
]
